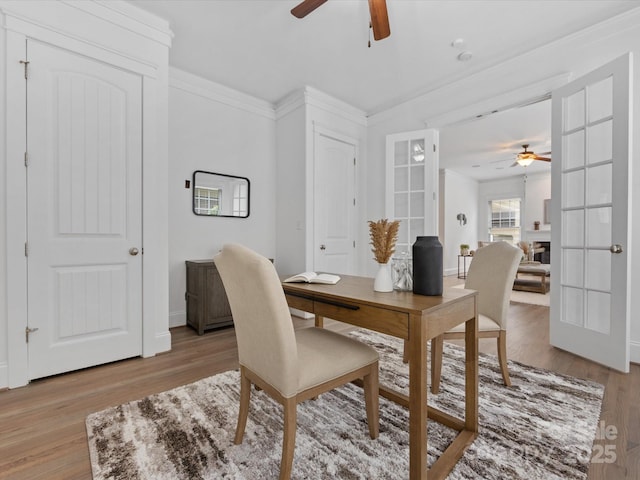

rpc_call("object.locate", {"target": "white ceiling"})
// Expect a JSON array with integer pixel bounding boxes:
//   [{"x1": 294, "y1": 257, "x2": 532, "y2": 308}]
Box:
[{"x1": 128, "y1": 0, "x2": 638, "y2": 180}]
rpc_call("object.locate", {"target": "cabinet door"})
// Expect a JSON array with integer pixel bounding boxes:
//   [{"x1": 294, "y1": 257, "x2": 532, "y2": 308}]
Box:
[{"x1": 385, "y1": 129, "x2": 439, "y2": 254}]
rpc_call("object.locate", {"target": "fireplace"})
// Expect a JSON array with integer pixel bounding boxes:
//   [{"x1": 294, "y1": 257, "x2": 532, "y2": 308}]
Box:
[{"x1": 534, "y1": 241, "x2": 550, "y2": 264}]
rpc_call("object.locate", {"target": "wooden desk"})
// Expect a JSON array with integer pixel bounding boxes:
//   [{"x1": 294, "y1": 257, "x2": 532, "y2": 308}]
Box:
[{"x1": 282, "y1": 274, "x2": 478, "y2": 480}]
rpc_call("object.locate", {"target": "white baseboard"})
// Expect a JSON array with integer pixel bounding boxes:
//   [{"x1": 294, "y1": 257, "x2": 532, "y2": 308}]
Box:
[
  {"x1": 0, "y1": 362, "x2": 7, "y2": 389},
  {"x1": 152, "y1": 330, "x2": 172, "y2": 356},
  {"x1": 630, "y1": 340, "x2": 640, "y2": 365},
  {"x1": 169, "y1": 311, "x2": 186, "y2": 329}
]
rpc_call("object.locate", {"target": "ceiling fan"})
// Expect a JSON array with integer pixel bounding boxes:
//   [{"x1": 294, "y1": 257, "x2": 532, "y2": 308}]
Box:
[
  {"x1": 513, "y1": 144, "x2": 551, "y2": 167},
  {"x1": 291, "y1": 0, "x2": 391, "y2": 41}
]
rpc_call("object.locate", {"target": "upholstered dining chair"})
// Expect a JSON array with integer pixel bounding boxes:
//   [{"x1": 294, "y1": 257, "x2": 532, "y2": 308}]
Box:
[
  {"x1": 214, "y1": 244, "x2": 379, "y2": 480},
  {"x1": 404, "y1": 241, "x2": 522, "y2": 394}
]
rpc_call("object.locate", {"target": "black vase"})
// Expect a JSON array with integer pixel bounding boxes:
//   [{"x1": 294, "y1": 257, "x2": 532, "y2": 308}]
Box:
[{"x1": 412, "y1": 236, "x2": 443, "y2": 296}]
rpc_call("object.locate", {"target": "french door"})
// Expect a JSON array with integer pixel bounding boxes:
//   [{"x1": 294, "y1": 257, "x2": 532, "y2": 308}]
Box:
[
  {"x1": 385, "y1": 129, "x2": 439, "y2": 254},
  {"x1": 550, "y1": 53, "x2": 631, "y2": 372},
  {"x1": 26, "y1": 40, "x2": 143, "y2": 379}
]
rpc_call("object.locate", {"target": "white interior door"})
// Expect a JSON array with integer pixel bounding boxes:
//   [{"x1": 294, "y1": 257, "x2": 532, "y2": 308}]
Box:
[
  {"x1": 26, "y1": 40, "x2": 143, "y2": 379},
  {"x1": 313, "y1": 131, "x2": 356, "y2": 274},
  {"x1": 550, "y1": 53, "x2": 631, "y2": 372},
  {"x1": 385, "y1": 129, "x2": 439, "y2": 254}
]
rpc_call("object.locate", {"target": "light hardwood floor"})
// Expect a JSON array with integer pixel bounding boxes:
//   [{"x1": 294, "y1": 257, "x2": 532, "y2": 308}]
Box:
[{"x1": 1, "y1": 280, "x2": 638, "y2": 480}]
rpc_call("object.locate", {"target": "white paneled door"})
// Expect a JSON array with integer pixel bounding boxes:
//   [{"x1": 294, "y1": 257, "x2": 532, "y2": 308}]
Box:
[
  {"x1": 550, "y1": 54, "x2": 631, "y2": 372},
  {"x1": 26, "y1": 40, "x2": 143, "y2": 379},
  {"x1": 313, "y1": 130, "x2": 357, "y2": 274}
]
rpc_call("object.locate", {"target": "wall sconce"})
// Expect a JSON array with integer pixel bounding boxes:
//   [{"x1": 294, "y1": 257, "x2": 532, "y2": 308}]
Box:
[{"x1": 456, "y1": 213, "x2": 467, "y2": 226}]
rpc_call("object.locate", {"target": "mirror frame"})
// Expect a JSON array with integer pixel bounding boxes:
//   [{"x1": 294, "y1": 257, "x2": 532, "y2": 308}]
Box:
[{"x1": 192, "y1": 170, "x2": 251, "y2": 218}]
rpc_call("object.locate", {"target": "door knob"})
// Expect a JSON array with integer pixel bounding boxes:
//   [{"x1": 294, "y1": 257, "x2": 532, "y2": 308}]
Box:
[
  {"x1": 320, "y1": 244, "x2": 326, "y2": 250},
  {"x1": 610, "y1": 244, "x2": 623, "y2": 254},
  {"x1": 129, "y1": 247, "x2": 139, "y2": 256}
]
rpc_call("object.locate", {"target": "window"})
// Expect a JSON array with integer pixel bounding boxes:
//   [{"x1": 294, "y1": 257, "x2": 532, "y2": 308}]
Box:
[
  {"x1": 232, "y1": 183, "x2": 248, "y2": 217},
  {"x1": 194, "y1": 187, "x2": 221, "y2": 215},
  {"x1": 488, "y1": 198, "x2": 521, "y2": 244}
]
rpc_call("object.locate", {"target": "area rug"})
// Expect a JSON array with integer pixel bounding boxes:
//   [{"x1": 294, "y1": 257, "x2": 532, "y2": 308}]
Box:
[
  {"x1": 452, "y1": 283, "x2": 550, "y2": 306},
  {"x1": 510, "y1": 289, "x2": 550, "y2": 306},
  {"x1": 86, "y1": 330, "x2": 603, "y2": 480}
]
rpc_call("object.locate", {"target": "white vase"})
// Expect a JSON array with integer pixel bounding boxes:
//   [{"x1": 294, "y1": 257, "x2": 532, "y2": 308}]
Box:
[{"x1": 374, "y1": 262, "x2": 393, "y2": 292}]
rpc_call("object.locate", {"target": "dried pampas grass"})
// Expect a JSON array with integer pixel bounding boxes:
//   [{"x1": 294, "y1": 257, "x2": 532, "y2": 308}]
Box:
[{"x1": 368, "y1": 219, "x2": 400, "y2": 264}]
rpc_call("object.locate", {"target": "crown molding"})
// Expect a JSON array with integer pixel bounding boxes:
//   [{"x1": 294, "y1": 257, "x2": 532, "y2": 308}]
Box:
[
  {"x1": 275, "y1": 86, "x2": 367, "y2": 126},
  {"x1": 169, "y1": 67, "x2": 276, "y2": 120},
  {"x1": 422, "y1": 73, "x2": 569, "y2": 129},
  {"x1": 369, "y1": 6, "x2": 640, "y2": 124}
]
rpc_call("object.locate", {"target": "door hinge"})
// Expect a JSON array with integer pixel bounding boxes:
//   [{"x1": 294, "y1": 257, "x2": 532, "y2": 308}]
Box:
[
  {"x1": 353, "y1": 198, "x2": 356, "y2": 206},
  {"x1": 25, "y1": 326, "x2": 39, "y2": 343},
  {"x1": 433, "y1": 144, "x2": 436, "y2": 152},
  {"x1": 24, "y1": 242, "x2": 29, "y2": 257},
  {"x1": 24, "y1": 152, "x2": 29, "y2": 167},
  {"x1": 19, "y1": 60, "x2": 29, "y2": 80},
  {"x1": 353, "y1": 157, "x2": 356, "y2": 165},
  {"x1": 353, "y1": 240, "x2": 356, "y2": 248}
]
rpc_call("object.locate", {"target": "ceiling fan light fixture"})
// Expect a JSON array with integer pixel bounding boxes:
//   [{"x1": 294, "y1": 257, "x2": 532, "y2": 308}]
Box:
[{"x1": 516, "y1": 157, "x2": 534, "y2": 167}]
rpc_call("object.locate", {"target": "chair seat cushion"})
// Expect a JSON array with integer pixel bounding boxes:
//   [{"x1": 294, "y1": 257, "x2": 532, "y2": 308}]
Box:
[
  {"x1": 446, "y1": 313, "x2": 500, "y2": 333},
  {"x1": 295, "y1": 328, "x2": 379, "y2": 393}
]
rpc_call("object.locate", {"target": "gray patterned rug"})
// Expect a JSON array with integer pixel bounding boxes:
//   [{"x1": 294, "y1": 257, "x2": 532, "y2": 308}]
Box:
[{"x1": 86, "y1": 329, "x2": 604, "y2": 479}]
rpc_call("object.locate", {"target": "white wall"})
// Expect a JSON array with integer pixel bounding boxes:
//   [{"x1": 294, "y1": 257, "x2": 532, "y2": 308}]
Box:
[
  {"x1": 440, "y1": 170, "x2": 479, "y2": 276},
  {"x1": 168, "y1": 69, "x2": 277, "y2": 328},
  {"x1": 522, "y1": 173, "x2": 551, "y2": 237}
]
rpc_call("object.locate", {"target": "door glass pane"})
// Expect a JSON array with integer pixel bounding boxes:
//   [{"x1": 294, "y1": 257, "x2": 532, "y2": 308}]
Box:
[
  {"x1": 587, "y1": 120, "x2": 612, "y2": 164},
  {"x1": 410, "y1": 165, "x2": 425, "y2": 190},
  {"x1": 394, "y1": 141, "x2": 408, "y2": 166},
  {"x1": 587, "y1": 207, "x2": 611, "y2": 247},
  {"x1": 394, "y1": 167, "x2": 408, "y2": 191},
  {"x1": 564, "y1": 130, "x2": 585, "y2": 169},
  {"x1": 586, "y1": 291, "x2": 610, "y2": 334},
  {"x1": 588, "y1": 76, "x2": 613, "y2": 122},
  {"x1": 586, "y1": 250, "x2": 611, "y2": 291},
  {"x1": 410, "y1": 192, "x2": 424, "y2": 217},
  {"x1": 410, "y1": 218, "x2": 424, "y2": 241},
  {"x1": 562, "y1": 210, "x2": 584, "y2": 246},
  {"x1": 410, "y1": 140, "x2": 425, "y2": 164},
  {"x1": 586, "y1": 164, "x2": 612, "y2": 206},
  {"x1": 562, "y1": 248, "x2": 583, "y2": 287},
  {"x1": 563, "y1": 170, "x2": 584, "y2": 208},
  {"x1": 565, "y1": 89, "x2": 585, "y2": 131},
  {"x1": 562, "y1": 286, "x2": 584, "y2": 326},
  {"x1": 394, "y1": 193, "x2": 408, "y2": 217}
]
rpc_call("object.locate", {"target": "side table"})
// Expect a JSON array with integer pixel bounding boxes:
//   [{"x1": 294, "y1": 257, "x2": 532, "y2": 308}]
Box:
[{"x1": 457, "y1": 255, "x2": 472, "y2": 279}]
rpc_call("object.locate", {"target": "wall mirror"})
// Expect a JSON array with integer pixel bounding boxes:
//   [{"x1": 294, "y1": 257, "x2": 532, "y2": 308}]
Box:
[{"x1": 192, "y1": 170, "x2": 250, "y2": 218}]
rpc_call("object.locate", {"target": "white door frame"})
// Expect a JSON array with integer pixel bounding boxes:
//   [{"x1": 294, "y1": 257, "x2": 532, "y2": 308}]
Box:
[{"x1": 4, "y1": 12, "x2": 170, "y2": 388}]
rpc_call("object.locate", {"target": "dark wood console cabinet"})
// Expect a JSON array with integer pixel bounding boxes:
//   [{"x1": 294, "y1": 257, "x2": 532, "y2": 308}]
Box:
[{"x1": 185, "y1": 260, "x2": 233, "y2": 335}]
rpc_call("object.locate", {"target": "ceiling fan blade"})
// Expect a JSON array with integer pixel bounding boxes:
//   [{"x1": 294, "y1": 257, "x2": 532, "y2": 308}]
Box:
[
  {"x1": 510, "y1": 161, "x2": 519, "y2": 167},
  {"x1": 534, "y1": 156, "x2": 551, "y2": 162},
  {"x1": 291, "y1": 0, "x2": 327, "y2": 18},
  {"x1": 368, "y1": 0, "x2": 390, "y2": 40}
]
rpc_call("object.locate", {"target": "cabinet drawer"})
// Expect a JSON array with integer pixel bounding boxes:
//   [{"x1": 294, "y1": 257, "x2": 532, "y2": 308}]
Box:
[
  {"x1": 314, "y1": 300, "x2": 408, "y2": 339},
  {"x1": 285, "y1": 294, "x2": 314, "y2": 313}
]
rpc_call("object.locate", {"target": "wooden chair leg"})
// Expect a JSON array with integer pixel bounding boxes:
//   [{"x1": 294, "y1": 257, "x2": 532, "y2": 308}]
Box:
[
  {"x1": 402, "y1": 340, "x2": 409, "y2": 363},
  {"x1": 497, "y1": 331, "x2": 512, "y2": 386},
  {"x1": 280, "y1": 397, "x2": 297, "y2": 480},
  {"x1": 234, "y1": 367, "x2": 251, "y2": 444},
  {"x1": 430, "y1": 335, "x2": 443, "y2": 394},
  {"x1": 363, "y1": 362, "x2": 379, "y2": 439}
]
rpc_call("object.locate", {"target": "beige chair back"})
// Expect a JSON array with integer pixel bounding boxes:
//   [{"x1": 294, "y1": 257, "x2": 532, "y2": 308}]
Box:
[
  {"x1": 465, "y1": 241, "x2": 521, "y2": 330},
  {"x1": 214, "y1": 244, "x2": 299, "y2": 398}
]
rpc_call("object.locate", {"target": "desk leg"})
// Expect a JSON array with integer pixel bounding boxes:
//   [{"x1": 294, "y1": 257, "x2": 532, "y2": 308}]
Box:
[
  {"x1": 315, "y1": 315, "x2": 324, "y2": 328},
  {"x1": 465, "y1": 304, "x2": 479, "y2": 433},
  {"x1": 408, "y1": 313, "x2": 428, "y2": 479}
]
